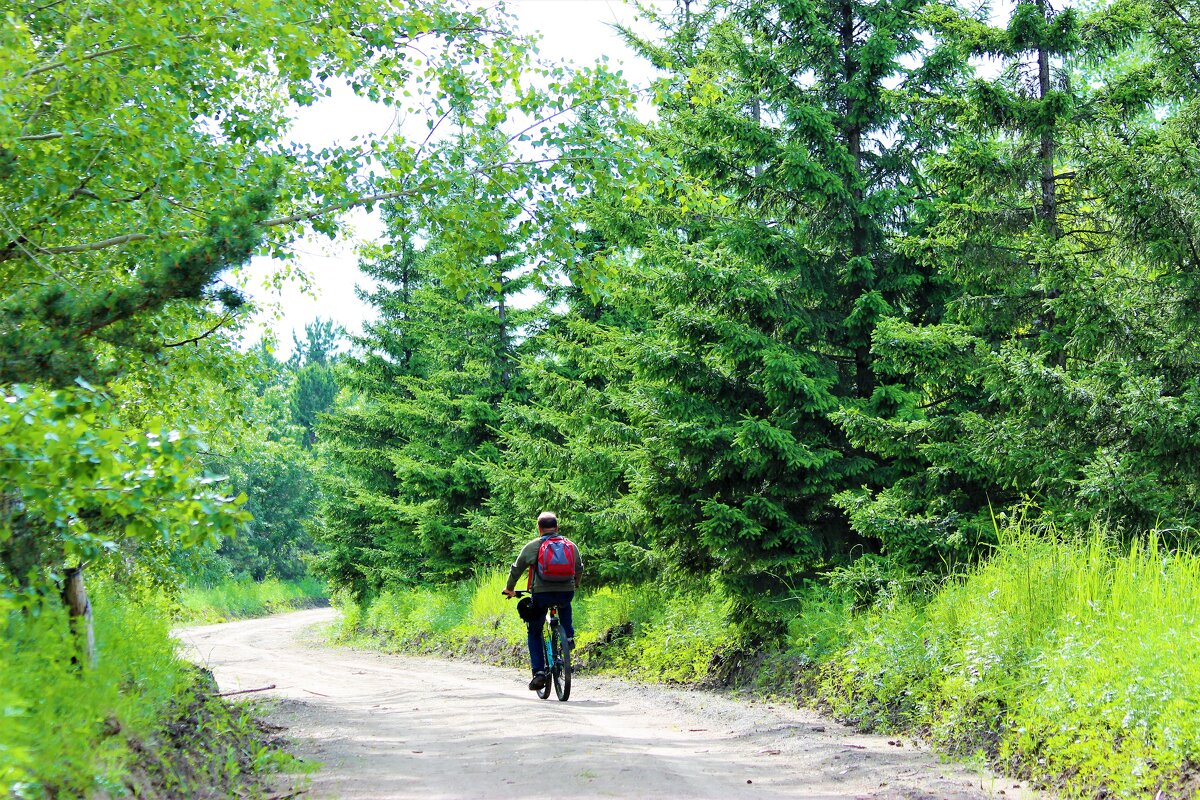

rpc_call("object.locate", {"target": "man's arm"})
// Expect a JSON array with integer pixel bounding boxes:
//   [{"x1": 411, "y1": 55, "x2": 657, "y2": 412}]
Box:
[{"x1": 503, "y1": 540, "x2": 537, "y2": 595}]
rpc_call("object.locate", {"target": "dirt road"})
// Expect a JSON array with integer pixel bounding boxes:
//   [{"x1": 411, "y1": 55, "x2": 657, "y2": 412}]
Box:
[{"x1": 178, "y1": 609, "x2": 1025, "y2": 800}]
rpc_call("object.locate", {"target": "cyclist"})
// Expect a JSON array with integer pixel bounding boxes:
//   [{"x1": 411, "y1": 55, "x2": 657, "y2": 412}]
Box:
[{"x1": 502, "y1": 511, "x2": 583, "y2": 691}]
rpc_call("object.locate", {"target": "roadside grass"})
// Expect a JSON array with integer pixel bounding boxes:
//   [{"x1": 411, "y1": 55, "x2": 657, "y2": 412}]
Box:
[
  {"x1": 0, "y1": 584, "x2": 285, "y2": 798},
  {"x1": 809, "y1": 525, "x2": 1200, "y2": 798},
  {"x1": 0, "y1": 587, "x2": 186, "y2": 796},
  {"x1": 177, "y1": 576, "x2": 327, "y2": 623},
  {"x1": 333, "y1": 575, "x2": 737, "y2": 684}
]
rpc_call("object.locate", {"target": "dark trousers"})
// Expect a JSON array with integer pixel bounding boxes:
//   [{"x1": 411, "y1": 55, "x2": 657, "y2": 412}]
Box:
[{"x1": 526, "y1": 591, "x2": 574, "y2": 674}]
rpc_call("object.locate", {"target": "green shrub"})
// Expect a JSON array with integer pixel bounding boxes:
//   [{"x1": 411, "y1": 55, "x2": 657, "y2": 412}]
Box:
[
  {"x1": 610, "y1": 586, "x2": 736, "y2": 682},
  {"x1": 572, "y1": 584, "x2": 637, "y2": 648},
  {"x1": 999, "y1": 533, "x2": 1200, "y2": 796},
  {"x1": 782, "y1": 585, "x2": 853, "y2": 665}
]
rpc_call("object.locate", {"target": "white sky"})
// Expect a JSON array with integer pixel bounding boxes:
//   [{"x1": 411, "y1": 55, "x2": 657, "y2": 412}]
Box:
[{"x1": 240, "y1": 0, "x2": 667, "y2": 358}]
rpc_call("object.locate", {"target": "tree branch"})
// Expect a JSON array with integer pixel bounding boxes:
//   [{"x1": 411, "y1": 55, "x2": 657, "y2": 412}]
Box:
[
  {"x1": 917, "y1": 396, "x2": 954, "y2": 410},
  {"x1": 258, "y1": 188, "x2": 419, "y2": 228},
  {"x1": 163, "y1": 314, "x2": 234, "y2": 348},
  {"x1": 24, "y1": 43, "x2": 141, "y2": 79},
  {"x1": 1, "y1": 155, "x2": 619, "y2": 262},
  {"x1": 38, "y1": 232, "x2": 154, "y2": 255}
]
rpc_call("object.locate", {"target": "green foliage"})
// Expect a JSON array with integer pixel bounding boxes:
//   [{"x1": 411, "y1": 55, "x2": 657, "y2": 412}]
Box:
[
  {"x1": 214, "y1": 437, "x2": 321, "y2": 581},
  {"x1": 288, "y1": 363, "x2": 338, "y2": 447},
  {"x1": 314, "y1": 202, "x2": 543, "y2": 596},
  {"x1": 0, "y1": 385, "x2": 247, "y2": 590},
  {"x1": 608, "y1": 586, "x2": 736, "y2": 684},
  {"x1": 339, "y1": 575, "x2": 515, "y2": 653},
  {"x1": 813, "y1": 524, "x2": 1200, "y2": 796},
  {"x1": 312, "y1": 0, "x2": 1200, "y2": 637},
  {"x1": 836, "y1": 0, "x2": 1200, "y2": 560},
  {"x1": 177, "y1": 332, "x2": 333, "y2": 585},
  {"x1": 289, "y1": 319, "x2": 342, "y2": 369},
  {"x1": 481, "y1": 285, "x2": 649, "y2": 583},
  {"x1": 550, "y1": 0, "x2": 968, "y2": 604},
  {"x1": 2, "y1": 0, "x2": 605, "y2": 388},
  {"x1": 6, "y1": 0, "x2": 1197, "y2": 790}
]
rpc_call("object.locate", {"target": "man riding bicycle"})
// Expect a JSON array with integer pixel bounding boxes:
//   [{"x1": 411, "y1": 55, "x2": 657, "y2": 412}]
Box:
[{"x1": 502, "y1": 512, "x2": 583, "y2": 691}]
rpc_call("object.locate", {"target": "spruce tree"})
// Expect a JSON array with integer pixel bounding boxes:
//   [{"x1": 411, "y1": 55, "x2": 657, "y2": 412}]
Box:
[
  {"x1": 838, "y1": 0, "x2": 1200, "y2": 558},
  {"x1": 315, "y1": 214, "x2": 533, "y2": 596},
  {"x1": 481, "y1": 244, "x2": 650, "y2": 581},
  {"x1": 609, "y1": 0, "x2": 959, "y2": 601},
  {"x1": 313, "y1": 240, "x2": 429, "y2": 599}
]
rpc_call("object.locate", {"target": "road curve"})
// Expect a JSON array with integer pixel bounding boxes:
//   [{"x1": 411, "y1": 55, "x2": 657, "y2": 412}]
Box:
[{"x1": 177, "y1": 609, "x2": 1025, "y2": 800}]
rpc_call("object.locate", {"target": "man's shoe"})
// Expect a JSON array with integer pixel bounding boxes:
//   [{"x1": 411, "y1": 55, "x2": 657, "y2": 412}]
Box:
[{"x1": 528, "y1": 671, "x2": 549, "y2": 691}]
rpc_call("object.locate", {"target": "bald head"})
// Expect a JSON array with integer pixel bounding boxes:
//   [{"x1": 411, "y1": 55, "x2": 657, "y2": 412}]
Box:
[{"x1": 537, "y1": 511, "x2": 558, "y2": 533}]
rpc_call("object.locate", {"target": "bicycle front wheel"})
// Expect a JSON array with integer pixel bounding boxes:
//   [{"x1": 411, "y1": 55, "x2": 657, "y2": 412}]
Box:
[{"x1": 552, "y1": 626, "x2": 571, "y2": 701}]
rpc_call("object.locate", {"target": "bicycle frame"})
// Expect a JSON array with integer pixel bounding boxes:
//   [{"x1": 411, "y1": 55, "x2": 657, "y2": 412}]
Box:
[
  {"x1": 542, "y1": 605, "x2": 561, "y2": 671},
  {"x1": 512, "y1": 590, "x2": 571, "y2": 701}
]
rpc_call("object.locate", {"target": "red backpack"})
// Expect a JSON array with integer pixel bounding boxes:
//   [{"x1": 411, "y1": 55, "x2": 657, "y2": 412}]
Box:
[{"x1": 536, "y1": 535, "x2": 578, "y2": 582}]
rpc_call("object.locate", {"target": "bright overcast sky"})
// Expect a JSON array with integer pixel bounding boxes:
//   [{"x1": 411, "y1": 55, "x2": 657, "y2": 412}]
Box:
[{"x1": 239, "y1": 0, "x2": 668, "y2": 358}]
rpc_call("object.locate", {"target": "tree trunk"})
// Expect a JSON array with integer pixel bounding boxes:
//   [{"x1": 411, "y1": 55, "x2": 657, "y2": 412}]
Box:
[
  {"x1": 841, "y1": 0, "x2": 875, "y2": 400},
  {"x1": 496, "y1": 256, "x2": 511, "y2": 388},
  {"x1": 62, "y1": 565, "x2": 96, "y2": 668},
  {"x1": 1035, "y1": 0, "x2": 1063, "y2": 365},
  {"x1": 751, "y1": 96, "x2": 763, "y2": 178},
  {"x1": 1036, "y1": 0, "x2": 1057, "y2": 237}
]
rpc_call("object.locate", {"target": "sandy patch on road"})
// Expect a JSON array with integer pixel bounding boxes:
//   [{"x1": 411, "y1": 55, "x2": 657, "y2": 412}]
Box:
[{"x1": 178, "y1": 609, "x2": 1028, "y2": 800}]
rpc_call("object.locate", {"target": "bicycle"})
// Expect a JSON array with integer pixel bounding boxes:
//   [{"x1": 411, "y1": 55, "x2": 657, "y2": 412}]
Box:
[{"x1": 511, "y1": 590, "x2": 571, "y2": 701}]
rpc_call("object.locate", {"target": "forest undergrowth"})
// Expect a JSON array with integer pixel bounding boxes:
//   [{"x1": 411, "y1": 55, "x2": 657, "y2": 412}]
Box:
[
  {"x1": 334, "y1": 524, "x2": 1200, "y2": 799},
  {"x1": 0, "y1": 584, "x2": 295, "y2": 798}
]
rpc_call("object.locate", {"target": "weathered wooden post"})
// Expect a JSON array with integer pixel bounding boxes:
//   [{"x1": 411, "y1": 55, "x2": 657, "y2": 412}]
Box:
[{"x1": 62, "y1": 565, "x2": 96, "y2": 668}]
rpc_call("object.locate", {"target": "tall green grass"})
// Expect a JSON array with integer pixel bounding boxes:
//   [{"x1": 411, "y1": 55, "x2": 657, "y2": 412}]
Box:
[
  {"x1": 2, "y1": 581, "x2": 301, "y2": 797},
  {"x1": 334, "y1": 574, "x2": 737, "y2": 683},
  {"x1": 1, "y1": 587, "x2": 187, "y2": 796},
  {"x1": 178, "y1": 576, "x2": 327, "y2": 623},
  {"x1": 813, "y1": 526, "x2": 1200, "y2": 797}
]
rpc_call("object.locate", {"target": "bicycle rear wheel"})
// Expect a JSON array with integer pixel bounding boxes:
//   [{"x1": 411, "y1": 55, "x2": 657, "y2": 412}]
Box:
[
  {"x1": 552, "y1": 626, "x2": 571, "y2": 701},
  {"x1": 537, "y1": 627, "x2": 552, "y2": 699}
]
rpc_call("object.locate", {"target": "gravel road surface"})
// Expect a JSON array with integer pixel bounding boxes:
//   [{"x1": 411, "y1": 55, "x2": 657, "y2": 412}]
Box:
[{"x1": 178, "y1": 608, "x2": 1026, "y2": 800}]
